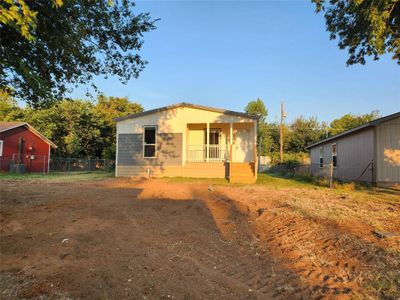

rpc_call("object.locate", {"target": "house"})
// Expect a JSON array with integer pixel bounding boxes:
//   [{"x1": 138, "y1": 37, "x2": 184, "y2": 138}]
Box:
[
  {"x1": 114, "y1": 103, "x2": 258, "y2": 183},
  {"x1": 307, "y1": 112, "x2": 400, "y2": 187},
  {"x1": 0, "y1": 122, "x2": 57, "y2": 173}
]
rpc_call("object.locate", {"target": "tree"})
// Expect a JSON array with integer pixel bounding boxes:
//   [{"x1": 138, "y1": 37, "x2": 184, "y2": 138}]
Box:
[
  {"x1": 0, "y1": 0, "x2": 62, "y2": 41},
  {"x1": 0, "y1": 88, "x2": 17, "y2": 120},
  {"x1": 329, "y1": 111, "x2": 380, "y2": 135},
  {"x1": 94, "y1": 94, "x2": 143, "y2": 158},
  {"x1": 1, "y1": 95, "x2": 143, "y2": 158},
  {"x1": 23, "y1": 100, "x2": 103, "y2": 157},
  {"x1": 0, "y1": 1, "x2": 157, "y2": 108},
  {"x1": 264, "y1": 122, "x2": 280, "y2": 154},
  {"x1": 313, "y1": 0, "x2": 400, "y2": 65},
  {"x1": 287, "y1": 116, "x2": 325, "y2": 153},
  {"x1": 245, "y1": 98, "x2": 268, "y2": 123},
  {"x1": 245, "y1": 98, "x2": 268, "y2": 154}
]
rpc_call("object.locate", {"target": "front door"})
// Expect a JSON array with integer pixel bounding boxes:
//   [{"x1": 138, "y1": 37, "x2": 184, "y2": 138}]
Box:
[{"x1": 205, "y1": 129, "x2": 220, "y2": 159}]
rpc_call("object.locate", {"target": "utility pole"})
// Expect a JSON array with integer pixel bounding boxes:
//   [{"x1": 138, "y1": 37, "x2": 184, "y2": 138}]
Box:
[{"x1": 279, "y1": 101, "x2": 286, "y2": 163}]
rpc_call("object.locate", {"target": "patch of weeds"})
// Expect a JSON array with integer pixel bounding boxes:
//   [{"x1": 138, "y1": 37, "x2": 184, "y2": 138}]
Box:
[
  {"x1": 366, "y1": 271, "x2": 400, "y2": 300},
  {"x1": 275, "y1": 284, "x2": 295, "y2": 295}
]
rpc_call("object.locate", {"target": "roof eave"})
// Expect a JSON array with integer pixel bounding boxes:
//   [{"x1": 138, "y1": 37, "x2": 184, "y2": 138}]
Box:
[
  {"x1": 113, "y1": 102, "x2": 258, "y2": 122},
  {"x1": 306, "y1": 111, "x2": 400, "y2": 150},
  {"x1": 1, "y1": 123, "x2": 57, "y2": 148}
]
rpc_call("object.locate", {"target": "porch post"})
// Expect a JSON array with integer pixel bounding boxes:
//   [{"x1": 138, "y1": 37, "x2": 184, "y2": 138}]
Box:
[
  {"x1": 229, "y1": 122, "x2": 233, "y2": 182},
  {"x1": 206, "y1": 122, "x2": 210, "y2": 162},
  {"x1": 229, "y1": 122, "x2": 233, "y2": 161},
  {"x1": 229, "y1": 122, "x2": 233, "y2": 146}
]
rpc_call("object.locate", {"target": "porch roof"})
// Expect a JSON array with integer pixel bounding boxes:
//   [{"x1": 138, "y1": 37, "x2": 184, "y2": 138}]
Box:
[{"x1": 114, "y1": 102, "x2": 259, "y2": 122}]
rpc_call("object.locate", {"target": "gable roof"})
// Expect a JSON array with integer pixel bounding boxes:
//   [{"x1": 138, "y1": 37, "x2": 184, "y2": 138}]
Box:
[
  {"x1": 0, "y1": 122, "x2": 57, "y2": 148},
  {"x1": 114, "y1": 102, "x2": 258, "y2": 122},
  {"x1": 307, "y1": 111, "x2": 400, "y2": 149}
]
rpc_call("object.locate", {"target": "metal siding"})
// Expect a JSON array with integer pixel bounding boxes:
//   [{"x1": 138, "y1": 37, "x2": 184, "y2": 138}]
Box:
[
  {"x1": 334, "y1": 129, "x2": 374, "y2": 182},
  {"x1": 309, "y1": 128, "x2": 374, "y2": 182},
  {"x1": 376, "y1": 117, "x2": 400, "y2": 184},
  {"x1": 309, "y1": 147, "x2": 321, "y2": 175}
]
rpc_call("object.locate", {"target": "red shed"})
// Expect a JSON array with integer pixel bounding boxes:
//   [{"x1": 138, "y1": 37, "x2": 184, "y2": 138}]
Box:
[{"x1": 0, "y1": 122, "x2": 57, "y2": 173}]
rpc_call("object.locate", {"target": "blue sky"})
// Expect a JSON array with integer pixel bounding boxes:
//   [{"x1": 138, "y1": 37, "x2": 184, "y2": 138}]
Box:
[{"x1": 70, "y1": 0, "x2": 400, "y2": 123}]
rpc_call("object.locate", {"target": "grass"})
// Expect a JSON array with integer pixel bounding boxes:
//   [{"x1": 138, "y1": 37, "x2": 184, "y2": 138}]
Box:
[
  {"x1": 0, "y1": 171, "x2": 114, "y2": 181},
  {"x1": 161, "y1": 173, "x2": 321, "y2": 188},
  {"x1": 367, "y1": 271, "x2": 400, "y2": 299},
  {"x1": 256, "y1": 173, "x2": 318, "y2": 188}
]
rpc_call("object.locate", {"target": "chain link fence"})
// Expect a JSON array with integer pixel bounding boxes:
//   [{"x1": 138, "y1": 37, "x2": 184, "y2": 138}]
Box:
[
  {"x1": 0, "y1": 154, "x2": 114, "y2": 174},
  {"x1": 49, "y1": 157, "x2": 114, "y2": 172},
  {"x1": 267, "y1": 161, "x2": 374, "y2": 186}
]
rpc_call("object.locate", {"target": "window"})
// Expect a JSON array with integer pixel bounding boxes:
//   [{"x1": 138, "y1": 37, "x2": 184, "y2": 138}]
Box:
[
  {"x1": 319, "y1": 147, "x2": 323, "y2": 168},
  {"x1": 143, "y1": 126, "x2": 156, "y2": 158},
  {"x1": 204, "y1": 129, "x2": 221, "y2": 159},
  {"x1": 332, "y1": 143, "x2": 337, "y2": 167},
  {"x1": 0, "y1": 140, "x2": 3, "y2": 157}
]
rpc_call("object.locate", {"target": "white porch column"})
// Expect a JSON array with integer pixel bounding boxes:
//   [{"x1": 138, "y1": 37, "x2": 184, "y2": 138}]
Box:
[
  {"x1": 206, "y1": 122, "x2": 210, "y2": 162},
  {"x1": 229, "y1": 122, "x2": 233, "y2": 145},
  {"x1": 182, "y1": 125, "x2": 187, "y2": 166}
]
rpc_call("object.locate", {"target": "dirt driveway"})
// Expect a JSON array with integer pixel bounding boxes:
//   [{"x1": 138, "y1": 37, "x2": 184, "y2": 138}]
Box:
[{"x1": 0, "y1": 176, "x2": 399, "y2": 299}]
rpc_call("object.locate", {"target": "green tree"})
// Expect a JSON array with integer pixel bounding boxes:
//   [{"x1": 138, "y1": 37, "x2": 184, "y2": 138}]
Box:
[
  {"x1": 0, "y1": 0, "x2": 62, "y2": 41},
  {"x1": 1, "y1": 95, "x2": 144, "y2": 158},
  {"x1": 245, "y1": 98, "x2": 268, "y2": 154},
  {"x1": 0, "y1": 88, "x2": 21, "y2": 120},
  {"x1": 24, "y1": 100, "x2": 103, "y2": 157},
  {"x1": 94, "y1": 94, "x2": 143, "y2": 158},
  {"x1": 329, "y1": 111, "x2": 380, "y2": 135},
  {"x1": 264, "y1": 122, "x2": 280, "y2": 154},
  {"x1": 0, "y1": 1, "x2": 157, "y2": 108},
  {"x1": 287, "y1": 116, "x2": 325, "y2": 153},
  {"x1": 245, "y1": 98, "x2": 268, "y2": 123},
  {"x1": 313, "y1": 0, "x2": 400, "y2": 65}
]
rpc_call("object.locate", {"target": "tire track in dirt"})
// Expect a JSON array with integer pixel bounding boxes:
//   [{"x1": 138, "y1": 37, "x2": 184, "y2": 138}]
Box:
[
  {"x1": 167, "y1": 189, "x2": 311, "y2": 299},
  {"x1": 251, "y1": 210, "x2": 384, "y2": 298}
]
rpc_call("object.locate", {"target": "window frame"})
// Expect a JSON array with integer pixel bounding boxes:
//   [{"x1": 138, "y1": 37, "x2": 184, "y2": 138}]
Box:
[
  {"x1": 332, "y1": 143, "x2": 337, "y2": 168},
  {"x1": 204, "y1": 128, "x2": 221, "y2": 145},
  {"x1": 319, "y1": 146, "x2": 323, "y2": 168},
  {"x1": 143, "y1": 126, "x2": 157, "y2": 159},
  {"x1": 0, "y1": 140, "x2": 3, "y2": 157}
]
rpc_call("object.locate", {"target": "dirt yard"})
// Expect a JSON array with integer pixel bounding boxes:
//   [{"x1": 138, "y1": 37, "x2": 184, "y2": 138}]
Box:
[{"x1": 0, "y1": 174, "x2": 399, "y2": 299}]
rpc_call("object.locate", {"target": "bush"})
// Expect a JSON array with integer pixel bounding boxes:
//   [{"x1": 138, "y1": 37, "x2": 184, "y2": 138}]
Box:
[{"x1": 269, "y1": 152, "x2": 309, "y2": 166}]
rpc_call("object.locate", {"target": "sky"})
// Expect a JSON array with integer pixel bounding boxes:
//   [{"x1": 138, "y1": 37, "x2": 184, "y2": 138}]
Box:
[{"x1": 69, "y1": 0, "x2": 400, "y2": 124}]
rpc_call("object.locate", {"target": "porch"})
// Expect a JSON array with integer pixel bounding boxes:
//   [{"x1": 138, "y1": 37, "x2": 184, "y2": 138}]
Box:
[
  {"x1": 185, "y1": 122, "x2": 257, "y2": 183},
  {"x1": 186, "y1": 122, "x2": 256, "y2": 163}
]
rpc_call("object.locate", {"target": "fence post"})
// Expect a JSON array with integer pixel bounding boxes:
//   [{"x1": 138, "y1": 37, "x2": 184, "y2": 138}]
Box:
[
  {"x1": 371, "y1": 160, "x2": 374, "y2": 185},
  {"x1": 88, "y1": 157, "x2": 90, "y2": 171},
  {"x1": 329, "y1": 161, "x2": 333, "y2": 188},
  {"x1": 68, "y1": 157, "x2": 71, "y2": 172}
]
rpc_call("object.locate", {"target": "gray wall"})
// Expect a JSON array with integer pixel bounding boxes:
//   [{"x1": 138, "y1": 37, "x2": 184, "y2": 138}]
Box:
[
  {"x1": 117, "y1": 133, "x2": 183, "y2": 167},
  {"x1": 309, "y1": 128, "x2": 374, "y2": 182}
]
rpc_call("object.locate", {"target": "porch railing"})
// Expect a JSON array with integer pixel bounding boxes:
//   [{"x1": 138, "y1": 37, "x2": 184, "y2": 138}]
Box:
[{"x1": 187, "y1": 145, "x2": 229, "y2": 162}]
